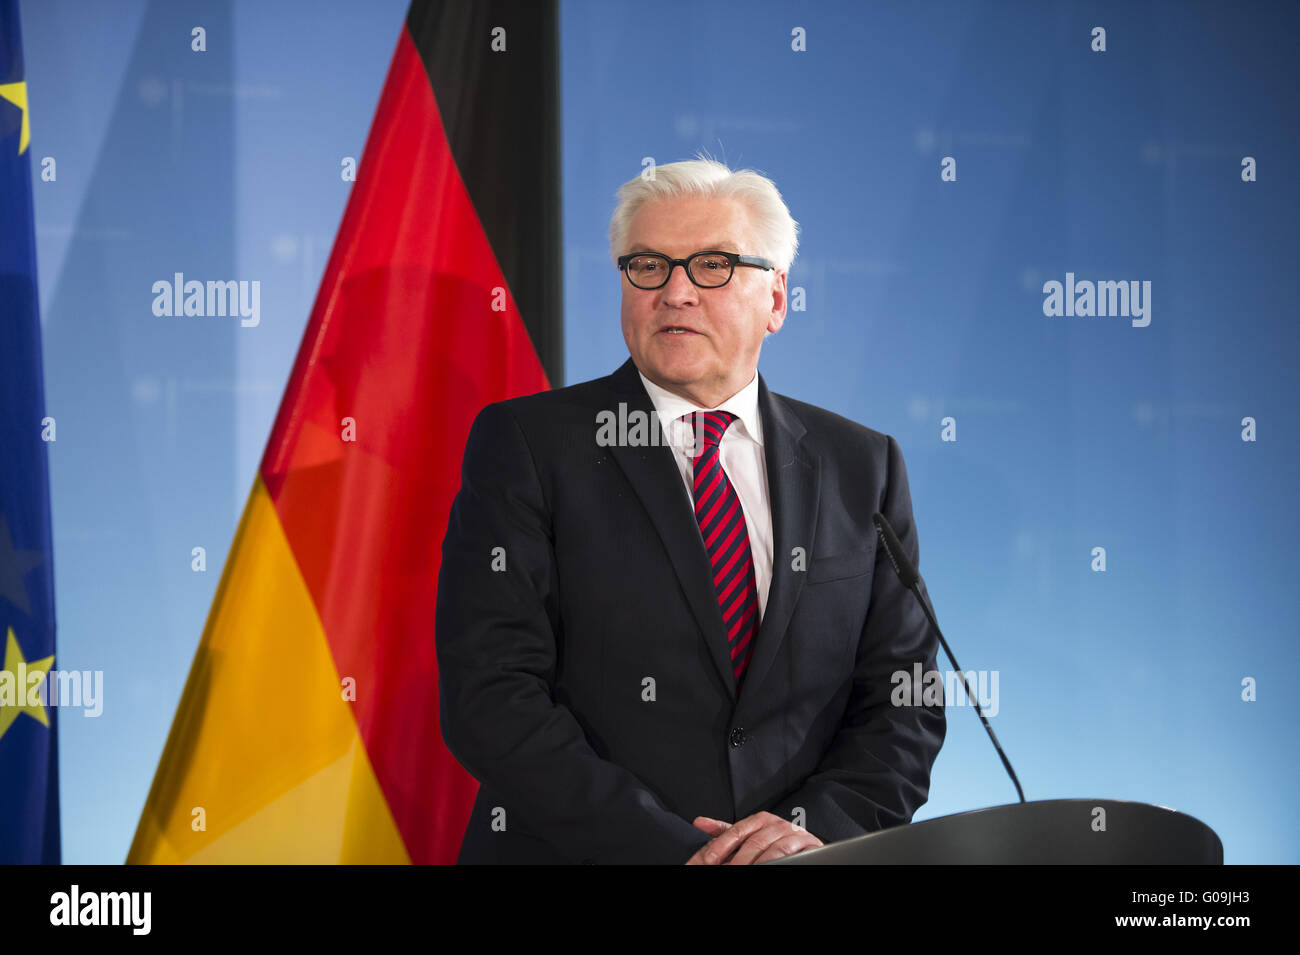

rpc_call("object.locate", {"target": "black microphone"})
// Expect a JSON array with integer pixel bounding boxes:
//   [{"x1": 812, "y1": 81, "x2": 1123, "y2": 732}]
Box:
[{"x1": 872, "y1": 512, "x2": 1026, "y2": 804}]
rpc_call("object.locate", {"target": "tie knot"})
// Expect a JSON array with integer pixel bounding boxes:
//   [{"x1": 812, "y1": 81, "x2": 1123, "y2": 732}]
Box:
[{"x1": 680, "y1": 410, "x2": 736, "y2": 450}]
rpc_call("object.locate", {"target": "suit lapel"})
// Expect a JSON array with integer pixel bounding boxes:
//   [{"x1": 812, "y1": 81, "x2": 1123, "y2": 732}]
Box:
[
  {"x1": 601, "y1": 358, "x2": 820, "y2": 706},
  {"x1": 604, "y1": 360, "x2": 738, "y2": 698},
  {"x1": 741, "y1": 373, "x2": 819, "y2": 706}
]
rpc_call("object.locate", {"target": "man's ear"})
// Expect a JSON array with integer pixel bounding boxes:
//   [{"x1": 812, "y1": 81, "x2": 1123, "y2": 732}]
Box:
[{"x1": 767, "y1": 269, "x2": 788, "y2": 335}]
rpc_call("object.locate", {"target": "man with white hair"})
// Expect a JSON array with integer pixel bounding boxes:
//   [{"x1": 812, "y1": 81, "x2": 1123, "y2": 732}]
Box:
[{"x1": 436, "y1": 158, "x2": 946, "y2": 865}]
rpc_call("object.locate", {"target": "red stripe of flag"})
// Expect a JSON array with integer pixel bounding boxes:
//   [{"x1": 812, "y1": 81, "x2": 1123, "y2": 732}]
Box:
[{"x1": 258, "y1": 2, "x2": 559, "y2": 863}]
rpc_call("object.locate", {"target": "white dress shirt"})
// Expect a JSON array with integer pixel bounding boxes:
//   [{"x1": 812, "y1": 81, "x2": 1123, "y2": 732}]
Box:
[{"x1": 638, "y1": 370, "x2": 774, "y2": 619}]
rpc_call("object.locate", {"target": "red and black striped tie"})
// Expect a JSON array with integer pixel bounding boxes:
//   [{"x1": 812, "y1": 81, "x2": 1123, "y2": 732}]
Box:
[{"x1": 681, "y1": 410, "x2": 760, "y2": 689}]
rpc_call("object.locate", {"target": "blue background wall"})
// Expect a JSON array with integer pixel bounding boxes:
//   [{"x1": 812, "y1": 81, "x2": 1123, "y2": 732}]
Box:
[{"x1": 17, "y1": 0, "x2": 1297, "y2": 863}]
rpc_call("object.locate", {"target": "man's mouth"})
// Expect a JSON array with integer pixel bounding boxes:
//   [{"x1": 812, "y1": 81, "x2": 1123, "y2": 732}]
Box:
[{"x1": 659, "y1": 325, "x2": 699, "y2": 335}]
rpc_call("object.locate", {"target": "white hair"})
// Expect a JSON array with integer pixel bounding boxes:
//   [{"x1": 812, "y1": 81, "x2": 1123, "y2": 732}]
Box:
[{"x1": 608, "y1": 156, "x2": 800, "y2": 272}]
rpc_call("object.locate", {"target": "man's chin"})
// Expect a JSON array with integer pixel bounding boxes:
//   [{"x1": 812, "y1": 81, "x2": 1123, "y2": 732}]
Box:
[
  {"x1": 643, "y1": 362, "x2": 707, "y2": 390},
  {"x1": 644, "y1": 347, "x2": 709, "y2": 376}
]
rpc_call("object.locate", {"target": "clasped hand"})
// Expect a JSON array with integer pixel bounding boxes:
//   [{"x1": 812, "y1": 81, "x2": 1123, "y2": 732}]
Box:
[{"x1": 684, "y1": 811, "x2": 823, "y2": 865}]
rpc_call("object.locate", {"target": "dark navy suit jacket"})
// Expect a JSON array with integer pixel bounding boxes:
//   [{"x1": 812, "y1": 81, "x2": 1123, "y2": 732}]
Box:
[{"x1": 435, "y1": 357, "x2": 946, "y2": 864}]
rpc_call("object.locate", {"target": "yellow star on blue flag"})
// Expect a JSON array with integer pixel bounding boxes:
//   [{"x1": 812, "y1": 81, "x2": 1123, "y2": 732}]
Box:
[
  {"x1": 0, "y1": 79, "x2": 28, "y2": 154},
  {"x1": 0, "y1": 625, "x2": 54, "y2": 739}
]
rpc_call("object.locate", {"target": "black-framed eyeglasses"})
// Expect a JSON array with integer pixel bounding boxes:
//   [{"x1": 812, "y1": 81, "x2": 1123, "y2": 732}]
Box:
[{"x1": 617, "y1": 250, "x2": 775, "y2": 290}]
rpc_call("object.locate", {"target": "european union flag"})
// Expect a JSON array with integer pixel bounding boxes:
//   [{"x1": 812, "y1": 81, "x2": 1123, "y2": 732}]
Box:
[{"x1": 0, "y1": 0, "x2": 60, "y2": 864}]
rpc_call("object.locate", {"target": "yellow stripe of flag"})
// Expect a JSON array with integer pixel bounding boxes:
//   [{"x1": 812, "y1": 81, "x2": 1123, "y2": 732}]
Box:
[{"x1": 127, "y1": 477, "x2": 408, "y2": 863}]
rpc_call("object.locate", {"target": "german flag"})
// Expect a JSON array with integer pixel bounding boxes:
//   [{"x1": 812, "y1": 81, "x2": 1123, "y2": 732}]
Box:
[{"x1": 128, "y1": 0, "x2": 560, "y2": 864}]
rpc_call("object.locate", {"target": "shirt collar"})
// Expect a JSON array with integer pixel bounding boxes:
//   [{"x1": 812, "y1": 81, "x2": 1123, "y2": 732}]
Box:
[{"x1": 637, "y1": 368, "x2": 764, "y2": 448}]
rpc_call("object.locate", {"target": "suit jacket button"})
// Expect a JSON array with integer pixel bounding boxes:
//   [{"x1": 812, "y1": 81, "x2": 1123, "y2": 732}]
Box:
[{"x1": 729, "y1": 727, "x2": 747, "y2": 748}]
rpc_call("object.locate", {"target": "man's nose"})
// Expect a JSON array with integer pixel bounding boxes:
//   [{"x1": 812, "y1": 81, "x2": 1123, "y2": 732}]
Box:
[{"x1": 660, "y1": 263, "x2": 699, "y2": 305}]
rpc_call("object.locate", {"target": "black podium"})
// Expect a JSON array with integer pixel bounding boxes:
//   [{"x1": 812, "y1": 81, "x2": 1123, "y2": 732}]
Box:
[{"x1": 766, "y1": 799, "x2": 1223, "y2": 864}]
